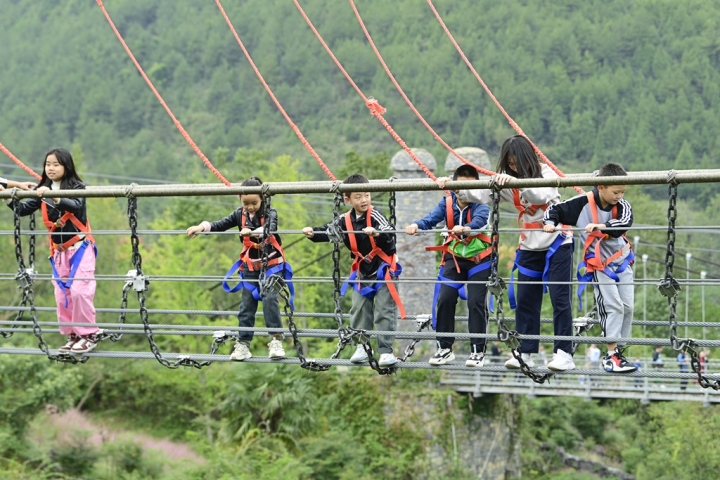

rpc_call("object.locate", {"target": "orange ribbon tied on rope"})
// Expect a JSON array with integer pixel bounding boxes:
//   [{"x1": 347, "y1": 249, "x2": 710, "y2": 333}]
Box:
[{"x1": 365, "y1": 98, "x2": 387, "y2": 117}]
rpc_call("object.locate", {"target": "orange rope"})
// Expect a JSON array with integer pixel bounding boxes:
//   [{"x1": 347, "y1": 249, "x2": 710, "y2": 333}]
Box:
[
  {"x1": 214, "y1": 0, "x2": 337, "y2": 181},
  {"x1": 95, "y1": 0, "x2": 232, "y2": 187},
  {"x1": 345, "y1": 0, "x2": 495, "y2": 178},
  {"x1": 293, "y1": 0, "x2": 458, "y2": 187},
  {"x1": 0, "y1": 142, "x2": 42, "y2": 180},
  {"x1": 426, "y1": 0, "x2": 583, "y2": 194}
]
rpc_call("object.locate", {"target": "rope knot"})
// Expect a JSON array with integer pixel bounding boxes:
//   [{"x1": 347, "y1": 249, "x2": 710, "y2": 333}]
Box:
[
  {"x1": 365, "y1": 97, "x2": 387, "y2": 117},
  {"x1": 9, "y1": 187, "x2": 19, "y2": 201},
  {"x1": 123, "y1": 183, "x2": 138, "y2": 199},
  {"x1": 667, "y1": 169, "x2": 679, "y2": 185}
]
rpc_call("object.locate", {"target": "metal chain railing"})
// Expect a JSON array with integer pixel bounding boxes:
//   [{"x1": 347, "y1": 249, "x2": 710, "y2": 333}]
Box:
[
  {"x1": 125, "y1": 195, "x2": 225, "y2": 369},
  {"x1": 658, "y1": 174, "x2": 720, "y2": 389},
  {"x1": 260, "y1": 188, "x2": 329, "y2": 371},
  {"x1": 9, "y1": 194, "x2": 86, "y2": 363},
  {"x1": 399, "y1": 314, "x2": 432, "y2": 362},
  {"x1": 328, "y1": 188, "x2": 357, "y2": 359},
  {"x1": 488, "y1": 185, "x2": 553, "y2": 384},
  {"x1": 571, "y1": 305, "x2": 597, "y2": 355}
]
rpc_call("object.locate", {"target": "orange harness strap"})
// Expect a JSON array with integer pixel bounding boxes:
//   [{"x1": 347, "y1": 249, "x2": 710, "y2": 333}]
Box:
[
  {"x1": 41, "y1": 202, "x2": 95, "y2": 256},
  {"x1": 239, "y1": 213, "x2": 286, "y2": 272},
  {"x1": 583, "y1": 192, "x2": 629, "y2": 273},
  {"x1": 344, "y1": 207, "x2": 406, "y2": 318},
  {"x1": 425, "y1": 197, "x2": 492, "y2": 272}
]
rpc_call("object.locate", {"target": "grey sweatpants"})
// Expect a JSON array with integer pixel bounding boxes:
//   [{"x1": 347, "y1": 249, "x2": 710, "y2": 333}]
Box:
[
  {"x1": 349, "y1": 272, "x2": 397, "y2": 354},
  {"x1": 593, "y1": 266, "x2": 634, "y2": 346}
]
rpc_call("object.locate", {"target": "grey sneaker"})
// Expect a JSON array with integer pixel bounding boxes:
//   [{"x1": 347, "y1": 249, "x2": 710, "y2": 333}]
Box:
[
  {"x1": 230, "y1": 342, "x2": 252, "y2": 361},
  {"x1": 466, "y1": 352, "x2": 485, "y2": 367}
]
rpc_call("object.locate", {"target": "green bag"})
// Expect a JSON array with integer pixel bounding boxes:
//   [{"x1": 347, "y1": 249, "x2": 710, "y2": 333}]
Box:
[{"x1": 448, "y1": 236, "x2": 491, "y2": 259}]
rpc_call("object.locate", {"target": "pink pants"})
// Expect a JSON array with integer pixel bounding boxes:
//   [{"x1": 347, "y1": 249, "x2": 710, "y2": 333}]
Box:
[{"x1": 53, "y1": 247, "x2": 99, "y2": 336}]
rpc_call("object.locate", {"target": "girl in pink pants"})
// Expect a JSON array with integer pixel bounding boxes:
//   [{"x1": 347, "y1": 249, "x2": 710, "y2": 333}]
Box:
[{"x1": 8, "y1": 147, "x2": 98, "y2": 354}]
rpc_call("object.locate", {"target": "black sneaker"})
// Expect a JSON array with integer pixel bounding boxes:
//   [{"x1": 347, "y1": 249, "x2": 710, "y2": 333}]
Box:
[
  {"x1": 429, "y1": 345, "x2": 455, "y2": 365},
  {"x1": 603, "y1": 348, "x2": 638, "y2": 373}
]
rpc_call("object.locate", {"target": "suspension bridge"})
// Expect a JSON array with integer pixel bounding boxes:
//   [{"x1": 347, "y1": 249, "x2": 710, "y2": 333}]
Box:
[{"x1": 0, "y1": 0, "x2": 718, "y2": 405}]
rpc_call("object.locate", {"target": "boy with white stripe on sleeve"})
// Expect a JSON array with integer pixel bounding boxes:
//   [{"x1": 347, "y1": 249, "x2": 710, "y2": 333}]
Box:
[{"x1": 543, "y1": 163, "x2": 637, "y2": 373}]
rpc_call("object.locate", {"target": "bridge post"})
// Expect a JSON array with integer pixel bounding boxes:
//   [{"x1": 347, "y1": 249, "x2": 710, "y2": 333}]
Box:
[
  {"x1": 390, "y1": 149, "x2": 440, "y2": 354},
  {"x1": 444, "y1": 147, "x2": 493, "y2": 176}
]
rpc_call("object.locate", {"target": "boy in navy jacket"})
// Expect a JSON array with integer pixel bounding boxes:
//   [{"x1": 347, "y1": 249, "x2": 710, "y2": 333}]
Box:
[{"x1": 406, "y1": 165, "x2": 491, "y2": 366}]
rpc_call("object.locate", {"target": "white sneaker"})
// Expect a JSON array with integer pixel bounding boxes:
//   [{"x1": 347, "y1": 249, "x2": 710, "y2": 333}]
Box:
[
  {"x1": 429, "y1": 346, "x2": 455, "y2": 365},
  {"x1": 267, "y1": 338, "x2": 285, "y2": 359},
  {"x1": 230, "y1": 342, "x2": 252, "y2": 361},
  {"x1": 466, "y1": 352, "x2": 485, "y2": 367},
  {"x1": 70, "y1": 335, "x2": 98, "y2": 354},
  {"x1": 547, "y1": 349, "x2": 576, "y2": 371},
  {"x1": 350, "y1": 344, "x2": 369, "y2": 363},
  {"x1": 505, "y1": 351, "x2": 535, "y2": 369},
  {"x1": 378, "y1": 353, "x2": 399, "y2": 368}
]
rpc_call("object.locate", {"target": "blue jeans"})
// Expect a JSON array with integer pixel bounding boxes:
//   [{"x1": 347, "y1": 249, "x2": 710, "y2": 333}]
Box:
[{"x1": 236, "y1": 269, "x2": 283, "y2": 345}]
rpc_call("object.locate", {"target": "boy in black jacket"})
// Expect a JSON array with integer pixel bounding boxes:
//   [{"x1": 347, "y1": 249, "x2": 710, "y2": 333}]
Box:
[
  {"x1": 543, "y1": 163, "x2": 637, "y2": 373},
  {"x1": 302, "y1": 174, "x2": 400, "y2": 368}
]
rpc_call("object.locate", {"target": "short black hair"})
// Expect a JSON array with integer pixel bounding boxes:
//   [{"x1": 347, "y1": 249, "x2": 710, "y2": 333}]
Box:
[
  {"x1": 343, "y1": 173, "x2": 369, "y2": 197},
  {"x1": 598, "y1": 163, "x2": 627, "y2": 177},
  {"x1": 452, "y1": 164, "x2": 480, "y2": 181},
  {"x1": 241, "y1": 176, "x2": 263, "y2": 187}
]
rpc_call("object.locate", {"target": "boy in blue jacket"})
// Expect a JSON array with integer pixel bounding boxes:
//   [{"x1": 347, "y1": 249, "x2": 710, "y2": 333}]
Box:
[{"x1": 406, "y1": 165, "x2": 491, "y2": 366}]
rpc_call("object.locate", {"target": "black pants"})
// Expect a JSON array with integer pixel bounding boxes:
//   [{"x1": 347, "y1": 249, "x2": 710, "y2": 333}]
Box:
[
  {"x1": 436, "y1": 253, "x2": 490, "y2": 351},
  {"x1": 515, "y1": 244, "x2": 573, "y2": 354}
]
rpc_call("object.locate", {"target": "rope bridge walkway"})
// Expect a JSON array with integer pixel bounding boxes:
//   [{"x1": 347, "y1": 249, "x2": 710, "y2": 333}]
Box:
[{"x1": 0, "y1": 172, "x2": 719, "y2": 401}]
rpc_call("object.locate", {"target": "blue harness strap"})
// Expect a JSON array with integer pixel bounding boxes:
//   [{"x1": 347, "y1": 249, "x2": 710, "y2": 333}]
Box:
[
  {"x1": 431, "y1": 261, "x2": 491, "y2": 329},
  {"x1": 507, "y1": 235, "x2": 570, "y2": 310},
  {"x1": 340, "y1": 262, "x2": 403, "y2": 298},
  {"x1": 50, "y1": 240, "x2": 97, "y2": 308},
  {"x1": 577, "y1": 249, "x2": 634, "y2": 310},
  {"x1": 223, "y1": 260, "x2": 295, "y2": 310}
]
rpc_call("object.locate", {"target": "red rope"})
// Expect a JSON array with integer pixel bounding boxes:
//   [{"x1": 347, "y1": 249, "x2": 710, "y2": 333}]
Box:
[
  {"x1": 293, "y1": 0, "x2": 452, "y2": 187},
  {"x1": 426, "y1": 0, "x2": 583, "y2": 194},
  {"x1": 346, "y1": 0, "x2": 495, "y2": 178},
  {"x1": 0, "y1": 142, "x2": 42, "y2": 181},
  {"x1": 95, "y1": 0, "x2": 232, "y2": 187},
  {"x1": 214, "y1": 0, "x2": 337, "y2": 182}
]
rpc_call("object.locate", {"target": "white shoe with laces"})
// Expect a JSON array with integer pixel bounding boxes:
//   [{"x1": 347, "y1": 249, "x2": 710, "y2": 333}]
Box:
[
  {"x1": 267, "y1": 338, "x2": 285, "y2": 359},
  {"x1": 429, "y1": 344, "x2": 455, "y2": 366},
  {"x1": 350, "y1": 344, "x2": 369, "y2": 363},
  {"x1": 504, "y1": 351, "x2": 535, "y2": 369},
  {"x1": 230, "y1": 342, "x2": 252, "y2": 361},
  {"x1": 547, "y1": 349, "x2": 576, "y2": 371},
  {"x1": 70, "y1": 335, "x2": 97, "y2": 355},
  {"x1": 378, "y1": 353, "x2": 399, "y2": 368},
  {"x1": 466, "y1": 352, "x2": 485, "y2": 367}
]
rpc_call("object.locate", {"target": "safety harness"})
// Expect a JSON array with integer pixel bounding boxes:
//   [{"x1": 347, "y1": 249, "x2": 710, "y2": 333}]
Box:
[
  {"x1": 339, "y1": 206, "x2": 406, "y2": 318},
  {"x1": 222, "y1": 212, "x2": 295, "y2": 308},
  {"x1": 576, "y1": 192, "x2": 634, "y2": 309},
  {"x1": 42, "y1": 201, "x2": 97, "y2": 308},
  {"x1": 426, "y1": 196, "x2": 492, "y2": 328},
  {"x1": 507, "y1": 189, "x2": 572, "y2": 309}
]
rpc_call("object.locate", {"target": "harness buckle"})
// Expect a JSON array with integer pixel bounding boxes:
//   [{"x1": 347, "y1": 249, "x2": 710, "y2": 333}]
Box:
[
  {"x1": 657, "y1": 276, "x2": 681, "y2": 298},
  {"x1": 55, "y1": 220, "x2": 66, "y2": 228},
  {"x1": 414, "y1": 314, "x2": 431, "y2": 330},
  {"x1": 486, "y1": 276, "x2": 507, "y2": 297},
  {"x1": 15, "y1": 267, "x2": 36, "y2": 289},
  {"x1": 259, "y1": 274, "x2": 285, "y2": 298},
  {"x1": 126, "y1": 269, "x2": 150, "y2": 292},
  {"x1": 325, "y1": 224, "x2": 344, "y2": 244}
]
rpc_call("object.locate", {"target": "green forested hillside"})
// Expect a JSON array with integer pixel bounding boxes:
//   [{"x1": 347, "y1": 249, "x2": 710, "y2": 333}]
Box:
[
  {"x1": 2, "y1": 1, "x2": 720, "y2": 479},
  {"x1": 1, "y1": 0, "x2": 720, "y2": 193}
]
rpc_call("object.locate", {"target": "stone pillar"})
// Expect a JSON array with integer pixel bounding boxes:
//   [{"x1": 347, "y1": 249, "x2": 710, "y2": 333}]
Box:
[
  {"x1": 444, "y1": 147, "x2": 493, "y2": 175},
  {"x1": 390, "y1": 148, "x2": 440, "y2": 320}
]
